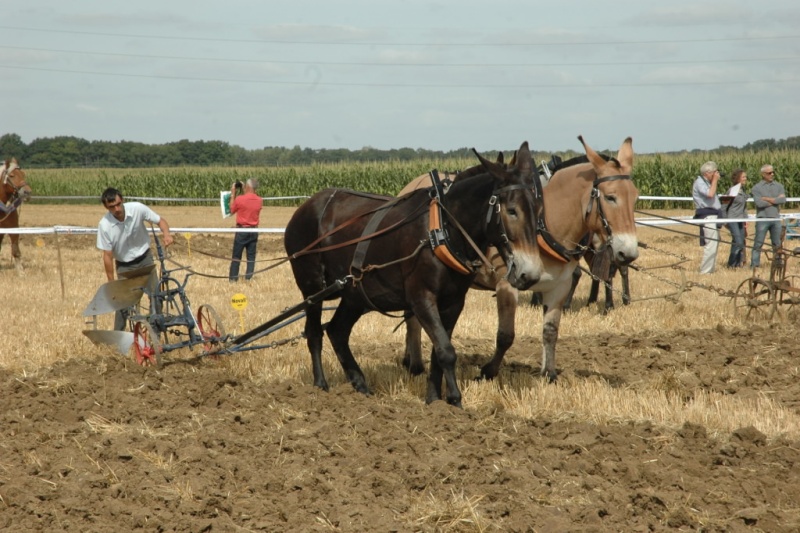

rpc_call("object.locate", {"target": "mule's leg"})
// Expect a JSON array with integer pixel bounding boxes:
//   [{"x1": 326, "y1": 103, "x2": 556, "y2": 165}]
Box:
[
  {"x1": 529, "y1": 291, "x2": 543, "y2": 307},
  {"x1": 479, "y1": 280, "x2": 518, "y2": 380},
  {"x1": 602, "y1": 263, "x2": 617, "y2": 314},
  {"x1": 620, "y1": 264, "x2": 631, "y2": 305},
  {"x1": 588, "y1": 279, "x2": 600, "y2": 305},
  {"x1": 303, "y1": 302, "x2": 329, "y2": 391},
  {"x1": 539, "y1": 280, "x2": 573, "y2": 383},
  {"x1": 326, "y1": 302, "x2": 370, "y2": 395},
  {"x1": 402, "y1": 313, "x2": 425, "y2": 375},
  {"x1": 563, "y1": 268, "x2": 581, "y2": 310},
  {"x1": 414, "y1": 299, "x2": 464, "y2": 407}
]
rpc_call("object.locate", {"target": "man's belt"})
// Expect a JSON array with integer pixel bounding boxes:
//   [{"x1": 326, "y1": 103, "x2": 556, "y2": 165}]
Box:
[{"x1": 115, "y1": 249, "x2": 151, "y2": 267}]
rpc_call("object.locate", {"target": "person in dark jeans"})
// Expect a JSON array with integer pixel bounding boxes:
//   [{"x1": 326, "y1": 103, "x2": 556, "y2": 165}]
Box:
[
  {"x1": 228, "y1": 178, "x2": 263, "y2": 281},
  {"x1": 750, "y1": 164, "x2": 786, "y2": 269},
  {"x1": 721, "y1": 169, "x2": 748, "y2": 268}
]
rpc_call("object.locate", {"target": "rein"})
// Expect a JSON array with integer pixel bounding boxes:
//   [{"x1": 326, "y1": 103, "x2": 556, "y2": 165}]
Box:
[{"x1": 291, "y1": 191, "x2": 425, "y2": 259}]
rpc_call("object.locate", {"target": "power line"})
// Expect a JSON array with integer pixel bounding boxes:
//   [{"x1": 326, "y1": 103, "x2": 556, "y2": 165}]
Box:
[
  {"x1": 2, "y1": 63, "x2": 800, "y2": 88},
  {"x1": 1, "y1": 25, "x2": 799, "y2": 47},
  {"x1": 2, "y1": 44, "x2": 799, "y2": 68}
]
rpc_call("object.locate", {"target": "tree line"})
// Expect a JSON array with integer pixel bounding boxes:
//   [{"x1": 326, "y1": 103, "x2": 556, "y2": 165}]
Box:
[
  {"x1": 1, "y1": 132, "x2": 798, "y2": 169},
  {"x1": 0, "y1": 133, "x2": 477, "y2": 168}
]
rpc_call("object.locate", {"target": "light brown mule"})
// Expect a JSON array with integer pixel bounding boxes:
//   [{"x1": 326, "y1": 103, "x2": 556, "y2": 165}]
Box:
[
  {"x1": 0, "y1": 158, "x2": 32, "y2": 271},
  {"x1": 403, "y1": 136, "x2": 638, "y2": 382}
]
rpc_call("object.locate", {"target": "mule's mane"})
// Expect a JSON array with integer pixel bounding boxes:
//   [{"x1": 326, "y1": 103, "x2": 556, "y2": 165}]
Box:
[{"x1": 551, "y1": 153, "x2": 615, "y2": 174}]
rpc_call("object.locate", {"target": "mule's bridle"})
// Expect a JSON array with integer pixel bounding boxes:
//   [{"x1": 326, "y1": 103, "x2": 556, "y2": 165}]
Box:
[
  {"x1": 485, "y1": 182, "x2": 537, "y2": 281},
  {"x1": 586, "y1": 174, "x2": 633, "y2": 246},
  {"x1": 430, "y1": 169, "x2": 538, "y2": 279}
]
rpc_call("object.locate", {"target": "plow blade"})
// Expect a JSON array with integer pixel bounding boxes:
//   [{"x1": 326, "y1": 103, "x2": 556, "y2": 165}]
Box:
[
  {"x1": 82, "y1": 271, "x2": 157, "y2": 317},
  {"x1": 82, "y1": 330, "x2": 134, "y2": 355}
]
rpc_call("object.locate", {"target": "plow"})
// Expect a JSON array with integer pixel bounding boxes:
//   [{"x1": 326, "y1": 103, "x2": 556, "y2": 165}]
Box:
[{"x1": 82, "y1": 230, "x2": 342, "y2": 367}]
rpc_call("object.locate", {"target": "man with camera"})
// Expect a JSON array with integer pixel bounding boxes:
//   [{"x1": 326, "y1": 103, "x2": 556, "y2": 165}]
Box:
[
  {"x1": 228, "y1": 178, "x2": 263, "y2": 282},
  {"x1": 692, "y1": 161, "x2": 722, "y2": 274}
]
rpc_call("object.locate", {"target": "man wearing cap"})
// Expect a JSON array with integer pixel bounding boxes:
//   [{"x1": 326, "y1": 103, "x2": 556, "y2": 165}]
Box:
[{"x1": 750, "y1": 164, "x2": 786, "y2": 269}]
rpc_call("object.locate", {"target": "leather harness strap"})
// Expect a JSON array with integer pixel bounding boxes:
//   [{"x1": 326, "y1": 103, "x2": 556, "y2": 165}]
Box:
[
  {"x1": 536, "y1": 173, "x2": 631, "y2": 263},
  {"x1": 291, "y1": 190, "x2": 425, "y2": 259}
]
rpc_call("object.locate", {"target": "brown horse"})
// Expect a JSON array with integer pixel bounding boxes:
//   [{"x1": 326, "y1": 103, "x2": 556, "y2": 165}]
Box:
[
  {"x1": 404, "y1": 136, "x2": 638, "y2": 383},
  {"x1": 0, "y1": 158, "x2": 32, "y2": 270},
  {"x1": 284, "y1": 141, "x2": 542, "y2": 407}
]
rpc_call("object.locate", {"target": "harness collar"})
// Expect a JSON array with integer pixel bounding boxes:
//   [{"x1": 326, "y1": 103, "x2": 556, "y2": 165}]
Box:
[{"x1": 427, "y1": 169, "x2": 531, "y2": 276}]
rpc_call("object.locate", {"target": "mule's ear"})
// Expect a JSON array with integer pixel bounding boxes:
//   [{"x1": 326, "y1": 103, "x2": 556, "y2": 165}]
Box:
[
  {"x1": 473, "y1": 148, "x2": 504, "y2": 175},
  {"x1": 616, "y1": 137, "x2": 633, "y2": 172},
  {"x1": 515, "y1": 141, "x2": 532, "y2": 174},
  {"x1": 507, "y1": 150, "x2": 517, "y2": 167},
  {"x1": 496, "y1": 151, "x2": 504, "y2": 165},
  {"x1": 578, "y1": 135, "x2": 606, "y2": 171}
]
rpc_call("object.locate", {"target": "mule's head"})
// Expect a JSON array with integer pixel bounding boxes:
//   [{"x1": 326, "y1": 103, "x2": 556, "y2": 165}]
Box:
[
  {"x1": 473, "y1": 141, "x2": 542, "y2": 290},
  {"x1": 578, "y1": 136, "x2": 638, "y2": 265},
  {"x1": 2, "y1": 158, "x2": 32, "y2": 203}
]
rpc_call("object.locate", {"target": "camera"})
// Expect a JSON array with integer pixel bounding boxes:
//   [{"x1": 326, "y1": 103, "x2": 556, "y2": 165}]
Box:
[{"x1": 234, "y1": 180, "x2": 243, "y2": 190}]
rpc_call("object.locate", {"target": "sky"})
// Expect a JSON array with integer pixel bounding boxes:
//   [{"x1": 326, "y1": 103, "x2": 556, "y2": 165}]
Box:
[{"x1": 2, "y1": 1, "x2": 800, "y2": 155}]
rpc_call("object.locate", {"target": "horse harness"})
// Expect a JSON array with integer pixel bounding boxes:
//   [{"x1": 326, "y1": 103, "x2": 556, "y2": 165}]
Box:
[
  {"x1": 0, "y1": 164, "x2": 29, "y2": 216},
  {"x1": 535, "y1": 171, "x2": 632, "y2": 263},
  {"x1": 427, "y1": 169, "x2": 531, "y2": 281}
]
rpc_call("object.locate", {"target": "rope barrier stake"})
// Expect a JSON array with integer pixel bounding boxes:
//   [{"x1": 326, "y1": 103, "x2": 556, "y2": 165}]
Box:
[
  {"x1": 183, "y1": 232, "x2": 192, "y2": 258},
  {"x1": 54, "y1": 228, "x2": 65, "y2": 300},
  {"x1": 231, "y1": 293, "x2": 248, "y2": 333}
]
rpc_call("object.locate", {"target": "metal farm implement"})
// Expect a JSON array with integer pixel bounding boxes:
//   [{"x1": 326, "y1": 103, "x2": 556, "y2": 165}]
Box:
[
  {"x1": 733, "y1": 240, "x2": 800, "y2": 321},
  {"x1": 83, "y1": 231, "x2": 340, "y2": 367},
  {"x1": 83, "y1": 232, "x2": 228, "y2": 365}
]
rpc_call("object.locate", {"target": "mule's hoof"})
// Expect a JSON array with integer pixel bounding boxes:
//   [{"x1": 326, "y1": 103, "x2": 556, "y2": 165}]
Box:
[
  {"x1": 425, "y1": 393, "x2": 441, "y2": 405},
  {"x1": 446, "y1": 397, "x2": 463, "y2": 409},
  {"x1": 409, "y1": 364, "x2": 425, "y2": 376},
  {"x1": 478, "y1": 366, "x2": 498, "y2": 381},
  {"x1": 353, "y1": 384, "x2": 372, "y2": 396},
  {"x1": 402, "y1": 358, "x2": 425, "y2": 376}
]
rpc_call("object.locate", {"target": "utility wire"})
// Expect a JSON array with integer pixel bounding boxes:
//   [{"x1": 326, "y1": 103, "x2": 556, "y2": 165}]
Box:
[
  {"x1": 1, "y1": 25, "x2": 799, "y2": 47},
  {"x1": 2, "y1": 63, "x2": 800, "y2": 87},
  {"x1": 2, "y1": 44, "x2": 799, "y2": 68}
]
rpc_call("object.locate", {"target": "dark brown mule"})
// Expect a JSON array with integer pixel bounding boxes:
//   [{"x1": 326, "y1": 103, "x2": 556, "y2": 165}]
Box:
[
  {"x1": 404, "y1": 136, "x2": 638, "y2": 383},
  {"x1": 284, "y1": 141, "x2": 542, "y2": 407},
  {"x1": 0, "y1": 158, "x2": 32, "y2": 270}
]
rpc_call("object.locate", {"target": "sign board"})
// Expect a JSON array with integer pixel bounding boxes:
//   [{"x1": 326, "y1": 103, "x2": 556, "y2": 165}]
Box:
[
  {"x1": 220, "y1": 191, "x2": 233, "y2": 218},
  {"x1": 231, "y1": 293, "x2": 248, "y2": 310}
]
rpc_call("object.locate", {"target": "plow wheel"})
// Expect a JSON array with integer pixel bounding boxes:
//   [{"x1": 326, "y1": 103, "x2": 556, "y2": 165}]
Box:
[
  {"x1": 733, "y1": 278, "x2": 775, "y2": 321},
  {"x1": 133, "y1": 320, "x2": 163, "y2": 367},
  {"x1": 775, "y1": 275, "x2": 800, "y2": 321},
  {"x1": 197, "y1": 304, "x2": 226, "y2": 351}
]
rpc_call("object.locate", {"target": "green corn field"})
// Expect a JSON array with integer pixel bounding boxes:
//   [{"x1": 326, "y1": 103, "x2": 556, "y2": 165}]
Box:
[{"x1": 23, "y1": 149, "x2": 800, "y2": 209}]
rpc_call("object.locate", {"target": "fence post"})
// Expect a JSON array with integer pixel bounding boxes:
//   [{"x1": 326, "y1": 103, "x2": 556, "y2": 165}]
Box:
[{"x1": 54, "y1": 227, "x2": 66, "y2": 300}]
